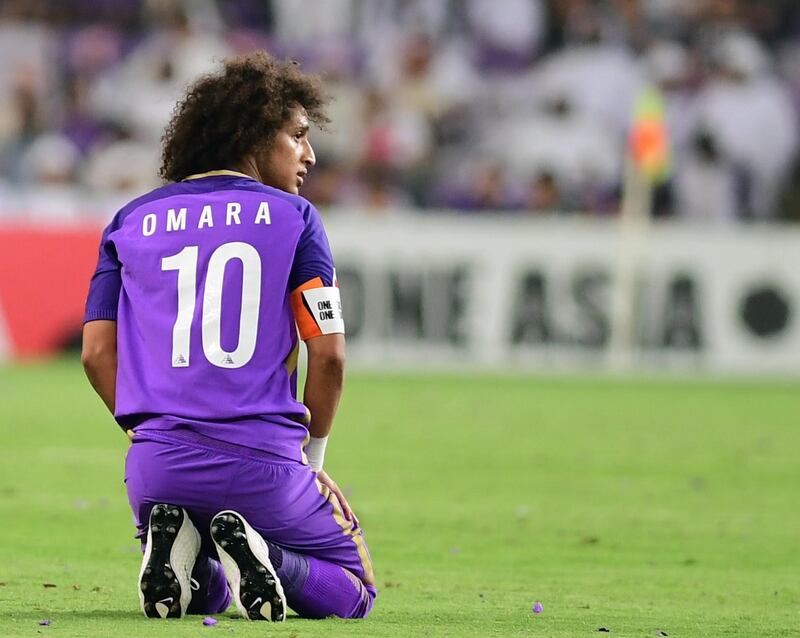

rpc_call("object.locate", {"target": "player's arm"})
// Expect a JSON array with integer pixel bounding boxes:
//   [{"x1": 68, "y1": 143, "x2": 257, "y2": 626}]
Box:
[
  {"x1": 81, "y1": 320, "x2": 117, "y2": 415},
  {"x1": 304, "y1": 334, "x2": 356, "y2": 523},
  {"x1": 292, "y1": 292, "x2": 354, "y2": 522},
  {"x1": 82, "y1": 212, "x2": 124, "y2": 432},
  {"x1": 289, "y1": 203, "x2": 346, "y2": 467},
  {"x1": 290, "y1": 277, "x2": 346, "y2": 471},
  {"x1": 289, "y1": 203, "x2": 357, "y2": 521},
  {"x1": 304, "y1": 333, "x2": 346, "y2": 440}
]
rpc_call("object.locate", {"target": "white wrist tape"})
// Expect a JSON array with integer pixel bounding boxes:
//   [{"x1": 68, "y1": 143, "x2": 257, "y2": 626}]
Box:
[{"x1": 305, "y1": 436, "x2": 328, "y2": 472}]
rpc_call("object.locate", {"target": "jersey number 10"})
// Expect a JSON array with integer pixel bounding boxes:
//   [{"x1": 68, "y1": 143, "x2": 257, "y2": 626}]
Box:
[{"x1": 161, "y1": 242, "x2": 261, "y2": 369}]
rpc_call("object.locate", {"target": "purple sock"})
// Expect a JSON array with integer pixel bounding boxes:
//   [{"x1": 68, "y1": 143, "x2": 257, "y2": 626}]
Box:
[
  {"x1": 187, "y1": 555, "x2": 231, "y2": 615},
  {"x1": 265, "y1": 541, "x2": 308, "y2": 593},
  {"x1": 277, "y1": 551, "x2": 374, "y2": 619}
]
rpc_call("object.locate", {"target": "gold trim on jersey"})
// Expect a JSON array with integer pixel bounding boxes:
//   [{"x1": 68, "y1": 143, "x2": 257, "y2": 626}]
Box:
[
  {"x1": 183, "y1": 169, "x2": 253, "y2": 181},
  {"x1": 283, "y1": 342, "x2": 300, "y2": 376},
  {"x1": 299, "y1": 432, "x2": 311, "y2": 465}
]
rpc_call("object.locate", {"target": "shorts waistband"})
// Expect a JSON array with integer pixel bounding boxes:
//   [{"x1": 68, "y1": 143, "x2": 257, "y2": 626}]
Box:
[{"x1": 133, "y1": 428, "x2": 300, "y2": 464}]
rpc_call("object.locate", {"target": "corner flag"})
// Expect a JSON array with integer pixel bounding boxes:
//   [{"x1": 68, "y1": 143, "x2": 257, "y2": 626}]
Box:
[{"x1": 628, "y1": 87, "x2": 671, "y2": 183}]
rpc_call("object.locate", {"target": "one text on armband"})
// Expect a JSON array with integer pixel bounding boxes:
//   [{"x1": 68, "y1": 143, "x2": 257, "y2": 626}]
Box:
[{"x1": 141, "y1": 201, "x2": 271, "y2": 236}]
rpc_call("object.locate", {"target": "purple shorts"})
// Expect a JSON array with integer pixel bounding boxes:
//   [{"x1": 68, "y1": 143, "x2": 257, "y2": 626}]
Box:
[{"x1": 124, "y1": 429, "x2": 375, "y2": 592}]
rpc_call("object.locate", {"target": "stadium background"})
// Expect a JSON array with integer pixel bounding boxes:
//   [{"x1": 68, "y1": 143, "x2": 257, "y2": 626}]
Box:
[
  {"x1": 1, "y1": 0, "x2": 800, "y2": 371},
  {"x1": 0, "y1": 1, "x2": 799, "y2": 637}
]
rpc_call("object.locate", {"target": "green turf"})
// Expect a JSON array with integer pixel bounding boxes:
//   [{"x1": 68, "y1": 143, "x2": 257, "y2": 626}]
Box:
[{"x1": 0, "y1": 359, "x2": 798, "y2": 637}]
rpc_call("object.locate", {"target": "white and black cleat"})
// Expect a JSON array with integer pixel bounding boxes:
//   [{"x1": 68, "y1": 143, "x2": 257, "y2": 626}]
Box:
[
  {"x1": 138, "y1": 503, "x2": 200, "y2": 619},
  {"x1": 210, "y1": 510, "x2": 286, "y2": 622}
]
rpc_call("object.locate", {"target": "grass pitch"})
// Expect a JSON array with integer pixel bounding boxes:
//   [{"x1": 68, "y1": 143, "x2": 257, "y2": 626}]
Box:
[{"x1": 0, "y1": 359, "x2": 798, "y2": 637}]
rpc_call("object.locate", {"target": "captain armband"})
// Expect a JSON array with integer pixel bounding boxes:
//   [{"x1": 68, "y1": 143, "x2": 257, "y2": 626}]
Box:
[{"x1": 290, "y1": 277, "x2": 345, "y2": 340}]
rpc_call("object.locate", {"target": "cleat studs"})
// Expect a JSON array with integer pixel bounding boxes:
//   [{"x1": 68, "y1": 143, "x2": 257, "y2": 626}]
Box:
[
  {"x1": 140, "y1": 582, "x2": 148, "y2": 591},
  {"x1": 219, "y1": 540, "x2": 228, "y2": 548},
  {"x1": 166, "y1": 526, "x2": 176, "y2": 534},
  {"x1": 164, "y1": 570, "x2": 174, "y2": 579},
  {"x1": 151, "y1": 525, "x2": 160, "y2": 533},
  {"x1": 256, "y1": 566, "x2": 267, "y2": 573},
  {"x1": 170, "y1": 508, "x2": 180, "y2": 517}
]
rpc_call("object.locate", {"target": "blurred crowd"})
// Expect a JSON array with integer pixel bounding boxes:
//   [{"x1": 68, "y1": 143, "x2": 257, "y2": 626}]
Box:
[{"x1": 1, "y1": 0, "x2": 799, "y2": 222}]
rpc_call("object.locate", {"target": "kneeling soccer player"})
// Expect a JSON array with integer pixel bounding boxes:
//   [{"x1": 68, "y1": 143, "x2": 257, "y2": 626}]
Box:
[{"x1": 81, "y1": 52, "x2": 375, "y2": 621}]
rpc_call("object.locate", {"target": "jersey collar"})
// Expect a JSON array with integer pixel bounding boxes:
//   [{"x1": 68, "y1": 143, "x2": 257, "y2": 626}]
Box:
[{"x1": 182, "y1": 169, "x2": 255, "y2": 181}]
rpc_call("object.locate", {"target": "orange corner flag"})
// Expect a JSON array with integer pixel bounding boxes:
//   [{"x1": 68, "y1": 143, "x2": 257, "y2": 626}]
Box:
[{"x1": 629, "y1": 87, "x2": 671, "y2": 183}]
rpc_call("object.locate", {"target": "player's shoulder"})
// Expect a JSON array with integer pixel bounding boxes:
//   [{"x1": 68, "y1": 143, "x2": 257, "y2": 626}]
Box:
[{"x1": 237, "y1": 181, "x2": 318, "y2": 222}]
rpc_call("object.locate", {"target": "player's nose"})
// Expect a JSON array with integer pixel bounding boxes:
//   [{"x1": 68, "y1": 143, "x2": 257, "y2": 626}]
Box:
[{"x1": 302, "y1": 140, "x2": 316, "y2": 167}]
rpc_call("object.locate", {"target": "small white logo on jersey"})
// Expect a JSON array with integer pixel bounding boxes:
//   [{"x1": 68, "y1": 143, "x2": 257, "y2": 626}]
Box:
[
  {"x1": 221, "y1": 354, "x2": 234, "y2": 365},
  {"x1": 174, "y1": 354, "x2": 187, "y2": 366}
]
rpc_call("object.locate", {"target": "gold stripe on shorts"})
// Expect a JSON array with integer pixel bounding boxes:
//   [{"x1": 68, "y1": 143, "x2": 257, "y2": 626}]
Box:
[{"x1": 316, "y1": 480, "x2": 375, "y2": 587}]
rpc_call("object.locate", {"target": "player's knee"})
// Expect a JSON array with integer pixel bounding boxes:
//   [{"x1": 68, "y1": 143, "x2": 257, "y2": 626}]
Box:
[{"x1": 343, "y1": 584, "x2": 376, "y2": 619}]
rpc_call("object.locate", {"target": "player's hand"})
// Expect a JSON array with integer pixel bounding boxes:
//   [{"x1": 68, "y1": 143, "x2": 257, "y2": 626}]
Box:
[
  {"x1": 126, "y1": 429, "x2": 135, "y2": 444},
  {"x1": 316, "y1": 469, "x2": 359, "y2": 527}
]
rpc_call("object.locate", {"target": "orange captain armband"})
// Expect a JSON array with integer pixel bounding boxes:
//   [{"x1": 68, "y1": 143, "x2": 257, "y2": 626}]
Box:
[{"x1": 290, "y1": 277, "x2": 345, "y2": 340}]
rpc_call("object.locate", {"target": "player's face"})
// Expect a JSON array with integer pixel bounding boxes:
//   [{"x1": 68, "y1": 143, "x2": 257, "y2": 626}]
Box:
[{"x1": 256, "y1": 107, "x2": 316, "y2": 194}]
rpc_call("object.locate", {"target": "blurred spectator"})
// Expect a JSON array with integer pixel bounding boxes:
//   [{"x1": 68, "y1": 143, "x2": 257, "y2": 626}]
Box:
[
  {"x1": 20, "y1": 133, "x2": 80, "y2": 185},
  {"x1": 0, "y1": 0, "x2": 798, "y2": 222},
  {"x1": 480, "y1": 95, "x2": 621, "y2": 212},
  {"x1": 688, "y1": 30, "x2": 798, "y2": 219},
  {"x1": 59, "y1": 75, "x2": 107, "y2": 157},
  {"x1": 358, "y1": 166, "x2": 413, "y2": 212},
  {"x1": 441, "y1": 163, "x2": 522, "y2": 212},
  {"x1": 14, "y1": 133, "x2": 87, "y2": 220},
  {"x1": 300, "y1": 161, "x2": 358, "y2": 208},
  {"x1": 359, "y1": 86, "x2": 431, "y2": 182},
  {"x1": 89, "y1": 2, "x2": 230, "y2": 143},
  {"x1": 675, "y1": 130, "x2": 740, "y2": 222},
  {"x1": 466, "y1": 0, "x2": 547, "y2": 73},
  {"x1": 0, "y1": 72, "x2": 47, "y2": 184},
  {"x1": 531, "y1": 3, "x2": 646, "y2": 133},
  {"x1": 82, "y1": 124, "x2": 160, "y2": 196},
  {"x1": 524, "y1": 171, "x2": 570, "y2": 213},
  {"x1": 779, "y1": 156, "x2": 800, "y2": 222},
  {"x1": 0, "y1": 2, "x2": 55, "y2": 105},
  {"x1": 644, "y1": 39, "x2": 698, "y2": 152}
]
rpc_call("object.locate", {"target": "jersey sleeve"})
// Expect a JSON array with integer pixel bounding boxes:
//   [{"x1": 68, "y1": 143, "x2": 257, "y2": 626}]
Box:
[
  {"x1": 84, "y1": 215, "x2": 123, "y2": 323},
  {"x1": 289, "y1": 204, "x2": 345, "y2": 340}
]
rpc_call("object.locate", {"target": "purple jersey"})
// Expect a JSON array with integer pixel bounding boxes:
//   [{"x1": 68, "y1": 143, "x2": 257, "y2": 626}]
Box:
[{"x1": 84, "y1": 171, "x2": 343, "y2": 460}]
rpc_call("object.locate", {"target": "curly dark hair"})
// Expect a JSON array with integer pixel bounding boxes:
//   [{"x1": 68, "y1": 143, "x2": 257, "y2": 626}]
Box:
[{"x1": 159, "y1": 51, "x2": 329, "y2": 182}]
